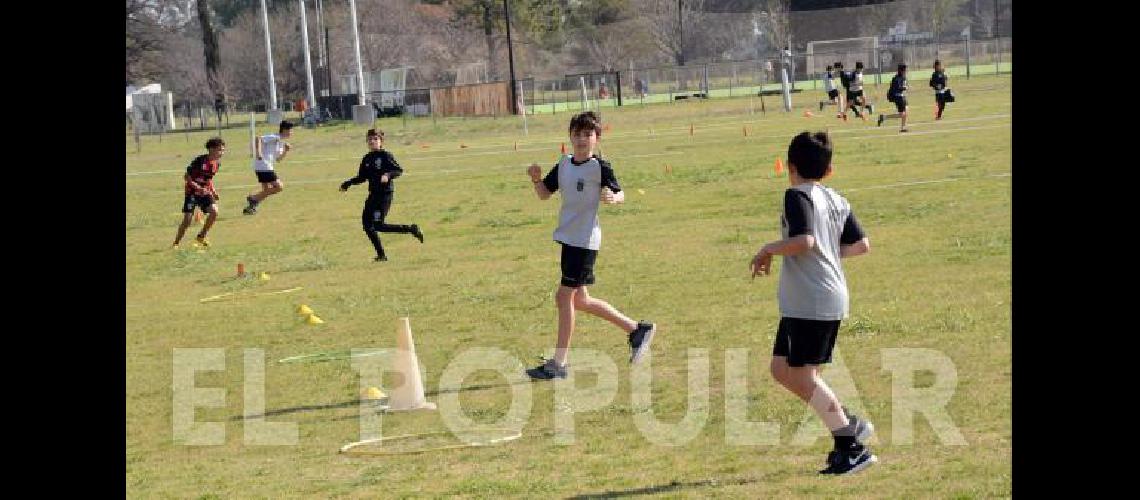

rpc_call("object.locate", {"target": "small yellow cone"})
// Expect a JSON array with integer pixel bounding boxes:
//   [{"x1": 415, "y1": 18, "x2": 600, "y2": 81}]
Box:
[
  {"x1": 259, "y1": 272, "x2": 270, "y2": 281},
  {"x1": 361, "y1": 386, "x2": 386, "y2": 400},
  {"x1": 305, "y1": 313, "x2": 324, "y2": 325},
  {"x1": 637, "y1": 189, "x2": 646, "y2": 195},
  {"x1": 946, "y1": 153, "x2": 953, "y2": 158},
  {"x1": 297, "y1": 304, "x2": 314, "y2": 315}
]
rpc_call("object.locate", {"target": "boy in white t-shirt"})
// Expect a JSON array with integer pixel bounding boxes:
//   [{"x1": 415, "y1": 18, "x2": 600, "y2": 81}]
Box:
[{"x1": 243, "y1": 120, "x2": 295, "y2": 215}]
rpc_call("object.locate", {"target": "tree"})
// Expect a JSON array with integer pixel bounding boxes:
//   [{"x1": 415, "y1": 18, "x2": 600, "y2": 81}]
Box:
[
  {"x1": 758, "y1": 0, "x2": 789, "y2": 54},
  {"x1": 126, "y1": 0, "x2": 166, "y2": 84},
  {"x1": 196, "y1": 0, "x2": 225, "y2": 100},
  {"x1": 635, "y1": 0, "x2": 708, "y2": 66}
]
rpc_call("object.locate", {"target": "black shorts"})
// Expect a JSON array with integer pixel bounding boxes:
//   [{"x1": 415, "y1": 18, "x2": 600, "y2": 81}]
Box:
[
  {"x1": 182, "y1": 194, "x2": 216, "y2": 214},
  {"x1": 892, "y1": 96, "x2": 908, "y2": 112},
  {"x1": 559, "y1": 243, "x2": 597, "y2": 288},
  {"x1": 827, "y1": 89, "x2": 839, "y2": 100},
  {"x1": 255, "y1": 170, "x2": 279, "y2": 183},
  {"x1": 936, "y1": 91, "x2": 954, "y2": 104},
  {"x1": 771, "y1": 317, "x2": 841, "y2": 367},
  {"x1": 847, "y1": 90, "x2": 864, "y2": 102}
]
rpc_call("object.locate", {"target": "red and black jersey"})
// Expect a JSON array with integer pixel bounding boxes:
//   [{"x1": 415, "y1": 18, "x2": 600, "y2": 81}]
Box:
[{"x1": 185, "y1": 154, "x2": 220, "y2": 195}]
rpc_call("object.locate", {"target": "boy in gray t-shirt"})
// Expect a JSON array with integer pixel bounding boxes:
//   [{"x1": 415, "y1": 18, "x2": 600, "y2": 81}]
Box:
[
  {"x1": 751, "y1": 131, "x2": 875, "y2": 475},
  {"x1": 524, "y1": 111, "x2": 656, "y2": 380}
]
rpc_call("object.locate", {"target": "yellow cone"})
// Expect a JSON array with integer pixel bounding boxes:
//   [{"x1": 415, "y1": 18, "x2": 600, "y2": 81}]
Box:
[
  {"x1": 637, "y1": 189, "x2": 646, "y2": 195},
  {"x1": 297, "y1": 304, "x2": 314, "y2": 315},
  {"x1": 305, "y1": 313, "x2": 324, "y2": 325},
  {"x1": 361, "y1": 386, "x2": 386, "y2": 400},
  {"x1": 259, "y1": 272, "x2": 270, "y2": 281}
]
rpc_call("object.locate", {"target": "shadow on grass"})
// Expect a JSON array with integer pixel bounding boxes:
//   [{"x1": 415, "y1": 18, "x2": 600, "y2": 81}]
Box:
[
  {"x1": 231, "y1": 381, "x2": 527, "y2": 421},
  {"x1": 565, "y1": 477, "x2": 764, "y2": 499}
]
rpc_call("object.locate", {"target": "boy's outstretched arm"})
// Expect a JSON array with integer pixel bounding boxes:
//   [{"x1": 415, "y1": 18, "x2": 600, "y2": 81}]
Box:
[
  {"x1": 527, "y1": 163, "x2": 553, "y2": 200},
  {"x1": 340, "y1": 160, "x2": 368, "y2": 192}
]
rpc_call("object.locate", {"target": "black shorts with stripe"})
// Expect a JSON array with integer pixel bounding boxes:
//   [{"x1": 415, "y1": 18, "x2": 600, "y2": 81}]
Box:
[
  {"x1": 772, "y1": 317, "x2": 841, "y2": 367},
  {"x1": 559, "y1": 243, "x2": 597, "y2": 288},
  {"x1": 255, "y1": 170, "x2": 279, "y2": 183},
  {"x1": 182, "y1": 194, "x2": 216, "y2": 214}
]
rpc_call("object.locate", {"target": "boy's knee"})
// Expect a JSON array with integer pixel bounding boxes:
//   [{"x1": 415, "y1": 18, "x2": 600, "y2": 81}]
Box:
[
  {"x1": 573, "y1": 293, "x2": 591, "y2": 309},
  {"x1": 555, "y1": 287, "x2": 576, "y2": 303}
]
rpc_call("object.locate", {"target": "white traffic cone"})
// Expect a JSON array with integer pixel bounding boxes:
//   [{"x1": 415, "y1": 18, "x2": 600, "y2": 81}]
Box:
[{"x1": 385, "y1": 317, "x2": 436, "y2": 411}]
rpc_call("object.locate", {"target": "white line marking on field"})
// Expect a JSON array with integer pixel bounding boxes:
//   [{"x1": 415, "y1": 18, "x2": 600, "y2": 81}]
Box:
[{"x1": 844, "y1": 172, "x2": 1010, "y2": 193}]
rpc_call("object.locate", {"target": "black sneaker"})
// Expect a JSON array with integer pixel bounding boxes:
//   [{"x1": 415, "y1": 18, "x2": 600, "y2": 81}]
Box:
[
  {"x1": 819, "y1": 443, "x2": 878, "y2": 475},
  {"x1": 876, "y1": 114, "x2": 885, "y2": 127},
  {"x1": 866, "y1": 104, "x2": 874, "y2": 115},
  {"x1": 410, "y1": 224, "x2": 424, "y2": 243},
  {"x1": 818, "y1": 101, "x2": 824, "y2": 112},
  {"x1": 526, "y1": 359, "x2": 568, "y2": 380},
  {"x1": 243, "y1": 196, "x2": 258, "y2": 215},
  {"x1": 628, "y1": 321, "x2": 657, "y2": 364},
  {"x1": 374, "y1": 255, "x2": 388, "y2": 262}
]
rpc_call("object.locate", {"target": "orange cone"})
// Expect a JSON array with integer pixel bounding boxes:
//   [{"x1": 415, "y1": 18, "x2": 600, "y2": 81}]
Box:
[
  {"x1": 193, "y1": 210, "x2": 203, "y2": 223},
  {"x1": 803, "y1": 110, "x2": 814, "y2": 118},
  {"x1": 237, "y1": 263, "x2": 245, "y2": 277},
  {"x1": 774, "y1": 158, "x2": 785, "y2": 176},
  {"x1": 560, "y1": 142, "x2": 566, "y2": 154}
]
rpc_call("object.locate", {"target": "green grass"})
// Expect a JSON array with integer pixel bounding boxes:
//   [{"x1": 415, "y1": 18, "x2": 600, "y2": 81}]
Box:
[{"x1": 127, "y1": 73, "x2": 1011, "y2": 497}]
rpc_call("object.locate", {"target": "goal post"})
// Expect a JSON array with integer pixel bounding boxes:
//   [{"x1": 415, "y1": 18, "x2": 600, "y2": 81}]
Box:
[{"x1": 806, "y1": 36, "x2": 880, "y2": 76}]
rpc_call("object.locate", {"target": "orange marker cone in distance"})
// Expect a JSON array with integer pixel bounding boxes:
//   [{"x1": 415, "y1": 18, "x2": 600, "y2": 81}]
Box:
[
  {"x1": 237, "y1": 263, "x2": 245, "y2": 277},
  {"x1": 560, "y1": 142, "x2": 566, "y2": 154},
  {"x1": 775, "y1": 158, "x2": 785, "y2": 176}
]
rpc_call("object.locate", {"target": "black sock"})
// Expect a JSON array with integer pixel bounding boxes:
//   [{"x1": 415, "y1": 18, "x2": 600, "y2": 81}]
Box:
[{"x1": 833, "y1": 434, "x2": 856, "y2": 450}]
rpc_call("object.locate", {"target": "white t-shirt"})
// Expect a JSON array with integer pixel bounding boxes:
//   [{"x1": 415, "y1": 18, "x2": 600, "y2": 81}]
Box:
[
  {"x1": 824, "y1": 71, "x2": 836, "y2": 92},
  {"x1": 540, "y1": 155, "x2": 622, "y2": 251},
  {"x1": 849, "y1": 72, "x2": 864, "y2": 92},
  {"x1": 252, "y1": 134, "x2": 285, "y2": 171}
]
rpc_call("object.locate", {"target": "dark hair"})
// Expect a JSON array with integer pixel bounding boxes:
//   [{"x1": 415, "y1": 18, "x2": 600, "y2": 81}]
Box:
[
  {"x1": 933, "y1": 59, "x2": 942, "y2": 67},
  {"x1": 366, "y1": 128, "x2": 384, "y2": 139},
  {"x1": 898, "y1": 63, "x2": 908, "y2": 72},
  {"x1": 787, "y1": 131, "x2": 833, "y2": 180},
  {"x1": 826, "y1": 65, "x2": 833, "y2": 71},
  {"x1": 205, "y1": 137, "x2": 226, "y2": 150},
  {"x1": 834, "y1": 62, "x2": 843, "y2": 69},
  {"x1": 855, "y1": 61, "x2": 864, "y2": 70},
  {"x1": 569, "y1": 111, "x2": 602, "y2": 137},
  {"x1": 279, "y1": 120, "x2": 295, "y2": 133}
]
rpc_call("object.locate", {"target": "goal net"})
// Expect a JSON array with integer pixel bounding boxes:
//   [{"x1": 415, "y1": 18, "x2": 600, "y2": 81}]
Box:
[{"x1": 806, "y1": 36, "x2": 879, "y2": 75}]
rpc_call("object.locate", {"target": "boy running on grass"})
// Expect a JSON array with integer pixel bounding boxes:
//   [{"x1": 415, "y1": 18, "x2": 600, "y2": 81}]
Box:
[
  {"x1": 172, "y1": 137, "x2": 226, "y2": 249},
  {"x1": 524, "y1": 111, "x2": 656, "y2": 380},
  {"x1": 243, "y1": 120, "x2": 295, "y2": 214},
  {"x1": 339, "y1": 128, "x2": 424, "y2": 261},
  {"x1": 751, "y1": 131, "x2": 875, "y2": 475}
]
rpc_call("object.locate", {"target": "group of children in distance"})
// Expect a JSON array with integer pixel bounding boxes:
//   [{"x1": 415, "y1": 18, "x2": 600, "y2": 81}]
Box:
[
  {"x1": 168, "y1": 91, "x2": 885, "y2": 474},
  {"x1": 819, "y1": 59, "x2": 955, "y2": 133}
]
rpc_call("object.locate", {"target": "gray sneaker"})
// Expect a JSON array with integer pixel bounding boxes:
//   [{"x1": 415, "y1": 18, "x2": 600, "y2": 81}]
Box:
[
  {"x1": 628, "y1": 321, "x2": 657, "y2": 364},
  {"x1": 838, "y1": 407, "x2": 875, "y2": 443}
]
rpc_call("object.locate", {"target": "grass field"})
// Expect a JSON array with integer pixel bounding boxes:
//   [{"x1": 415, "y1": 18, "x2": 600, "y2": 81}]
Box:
[{"x1": 126, "y1": 73, "x2": 1011, "y2": 498}]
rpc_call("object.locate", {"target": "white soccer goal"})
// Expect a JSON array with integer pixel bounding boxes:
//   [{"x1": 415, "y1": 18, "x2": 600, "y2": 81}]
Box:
[{"x1": 806, "y1": 36, "x2": 880, "y2": 75}]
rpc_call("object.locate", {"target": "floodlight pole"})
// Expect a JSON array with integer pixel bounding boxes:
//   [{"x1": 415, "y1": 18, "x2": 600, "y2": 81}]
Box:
[
  {"x1": 504, "y1": 0, "x2": 519, "y2": 115},
  {"x1": 348, "y1": 0, "x2": 366, "y2": 106},
  {"x1": 299, "y1": 0, "x2": 316, "y2": 111},
  {"x1": 260, "y1": 0, "x2": 278, "y2": 112}
]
